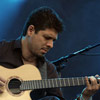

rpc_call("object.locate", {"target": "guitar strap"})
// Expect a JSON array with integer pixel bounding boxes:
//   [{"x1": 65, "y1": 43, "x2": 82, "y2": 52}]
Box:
[{"x1": 38, "y1": 62, "x2": 47, "y2": 79}]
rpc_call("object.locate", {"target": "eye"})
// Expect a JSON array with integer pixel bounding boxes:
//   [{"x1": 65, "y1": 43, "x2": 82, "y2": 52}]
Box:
[
  {"x1": 44, "y1": 36, "x2": 51, "y2": 40},
  {"x1": 43, "y1": 35, "x2": 57, "y2": 43},
  {"x1": 53, "y1": 39, "x2": 56, "y2": 42}
]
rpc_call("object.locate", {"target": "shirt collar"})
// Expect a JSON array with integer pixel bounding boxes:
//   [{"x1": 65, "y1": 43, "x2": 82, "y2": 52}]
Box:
[{"x1": 13, "y1": 36, "x2": 22, "y2": 50}]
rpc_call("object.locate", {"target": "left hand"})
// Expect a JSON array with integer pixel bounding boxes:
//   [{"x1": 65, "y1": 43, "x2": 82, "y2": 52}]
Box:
[{"x1": 82, "y1": 75, "x2": 100, "y2": 100}]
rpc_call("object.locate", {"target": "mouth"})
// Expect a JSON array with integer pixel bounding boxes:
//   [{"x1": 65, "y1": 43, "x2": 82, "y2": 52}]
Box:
[{"x1": 41, "y1": 48, "x2": 49, "y2": 54}]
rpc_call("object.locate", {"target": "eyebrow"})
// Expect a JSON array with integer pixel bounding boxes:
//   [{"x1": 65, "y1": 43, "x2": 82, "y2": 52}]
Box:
[{"x1": 43, "y1": 34, "x2": 58, "y2": 41}]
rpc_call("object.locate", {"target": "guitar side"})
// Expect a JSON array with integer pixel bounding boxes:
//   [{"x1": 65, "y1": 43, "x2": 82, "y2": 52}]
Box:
[{"x1": 0, "y1": 64, "x2": 42, "y2": 100}]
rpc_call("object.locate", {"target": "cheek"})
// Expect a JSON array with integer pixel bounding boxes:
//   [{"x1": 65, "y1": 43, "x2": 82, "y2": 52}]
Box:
[
  {"x1": 36, "y1": 37, "x2": 46, "y2": 46},
  {"x1": 31, "y1": 39, "x2": 42, "y2": 50},
  {"x1": 31, "y1": 36, "x2": 45, "y2": 49}
]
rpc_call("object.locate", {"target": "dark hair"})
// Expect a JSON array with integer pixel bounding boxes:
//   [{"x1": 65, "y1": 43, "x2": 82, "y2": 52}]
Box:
[{"x1": 22, "y1": 6, "x2": 64, "y2": 36}]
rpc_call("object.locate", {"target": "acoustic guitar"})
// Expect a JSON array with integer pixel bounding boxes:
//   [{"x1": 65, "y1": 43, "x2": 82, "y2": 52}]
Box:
[{"x1": 0, "y1": 64, "x2": 91, "y2": 100}]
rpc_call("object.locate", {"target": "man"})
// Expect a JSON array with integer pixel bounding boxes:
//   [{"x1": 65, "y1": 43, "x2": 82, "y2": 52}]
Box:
[{"x1": 0, "y1": 6, "x2": 100, "y2": 100}]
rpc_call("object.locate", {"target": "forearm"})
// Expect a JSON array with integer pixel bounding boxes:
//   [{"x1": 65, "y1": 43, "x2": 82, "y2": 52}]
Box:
[{"x1": 76, "y1": 94, "x2": 92, "y2": 100}]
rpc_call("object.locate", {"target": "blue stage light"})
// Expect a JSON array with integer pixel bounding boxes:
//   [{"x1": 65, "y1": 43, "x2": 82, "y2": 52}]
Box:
[{"x1": 9, "y1": 0, "x2": 26, "y2": 3}]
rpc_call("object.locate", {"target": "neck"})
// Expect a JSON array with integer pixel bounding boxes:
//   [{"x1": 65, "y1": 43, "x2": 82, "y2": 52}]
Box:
[{"x1": 21, "y1": 37, "x2": 37, "y2": 63}]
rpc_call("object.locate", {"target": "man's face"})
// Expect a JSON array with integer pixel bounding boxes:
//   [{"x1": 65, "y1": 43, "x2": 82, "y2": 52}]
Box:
[{"x1": 27, "y1": 26, "x2": 58, "y2": 57}]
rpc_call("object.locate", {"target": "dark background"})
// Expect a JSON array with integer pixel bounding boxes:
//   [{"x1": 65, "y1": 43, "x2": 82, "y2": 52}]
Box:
[{"x1": 0, "y1": 0, "x2": 100, "y2": 100}]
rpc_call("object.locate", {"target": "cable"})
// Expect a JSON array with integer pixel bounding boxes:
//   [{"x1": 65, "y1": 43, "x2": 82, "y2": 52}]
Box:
[{"x1": 80, "y1": 53, "x2": 100, "y2": 56}]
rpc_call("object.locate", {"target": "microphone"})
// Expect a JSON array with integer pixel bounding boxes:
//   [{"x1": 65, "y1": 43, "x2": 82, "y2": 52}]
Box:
[{"x1": 52, "y1": 43, "x2": 100, "y2": 67}]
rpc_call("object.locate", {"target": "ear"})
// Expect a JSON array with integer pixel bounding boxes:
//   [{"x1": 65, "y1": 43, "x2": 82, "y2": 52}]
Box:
[{"x1": 27, "y1": 25, "x2": 35, "y2": 36}]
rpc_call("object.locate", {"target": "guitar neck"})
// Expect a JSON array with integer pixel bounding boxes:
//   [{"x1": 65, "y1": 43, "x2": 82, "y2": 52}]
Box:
[{"x1": 20, "y1": 77, "x2": 85, "y2": 91}]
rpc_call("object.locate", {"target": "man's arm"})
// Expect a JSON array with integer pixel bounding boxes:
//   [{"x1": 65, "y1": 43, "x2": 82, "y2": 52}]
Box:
[{"x1": 76, "y1": 75, "x2": 100, "y2": 100}]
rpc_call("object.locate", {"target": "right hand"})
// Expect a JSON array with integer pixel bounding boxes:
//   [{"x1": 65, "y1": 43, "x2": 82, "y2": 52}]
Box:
[{"x1": 0, "y1": 77, "x2": 6, "y2": 93}]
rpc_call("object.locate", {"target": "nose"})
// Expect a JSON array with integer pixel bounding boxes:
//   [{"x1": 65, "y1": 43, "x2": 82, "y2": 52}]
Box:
[{"x1": 46, "y1": 40, "x2": 53, "y2": 49}]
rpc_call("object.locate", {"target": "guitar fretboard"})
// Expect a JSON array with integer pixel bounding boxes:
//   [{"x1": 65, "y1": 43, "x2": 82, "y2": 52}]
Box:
[{"x1": 20, "y1": 77, "x2": 85, "y2": 91}]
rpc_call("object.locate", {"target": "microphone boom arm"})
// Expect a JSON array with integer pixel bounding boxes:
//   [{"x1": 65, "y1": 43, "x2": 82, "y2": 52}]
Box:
[{"x1": 52, "y1": 43, "x2": 100, "y2": 71}]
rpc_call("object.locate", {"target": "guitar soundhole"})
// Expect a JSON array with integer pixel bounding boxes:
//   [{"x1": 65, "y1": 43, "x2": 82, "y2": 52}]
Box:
[{"x1": 8, "y1": 78, "x2": 21, "y2": 94}]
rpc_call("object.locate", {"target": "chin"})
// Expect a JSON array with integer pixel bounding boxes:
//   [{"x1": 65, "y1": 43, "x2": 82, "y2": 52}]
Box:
[{"x1": 37, "y1": 53, "x2": 45, "y2": 58}]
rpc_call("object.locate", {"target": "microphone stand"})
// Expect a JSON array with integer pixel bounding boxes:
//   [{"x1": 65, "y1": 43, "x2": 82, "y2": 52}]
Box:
[{"x1": 52, "y1": 43, "x2": 100, "y2": 74}]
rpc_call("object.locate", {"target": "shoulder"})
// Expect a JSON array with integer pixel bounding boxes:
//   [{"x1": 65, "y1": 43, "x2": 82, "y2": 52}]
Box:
[
  {"x1": 0, "y1": 40, "x2": 15, "y2": 56},
  {"x1": 46, "y1": 60, "x2": 57, "y2": 71},
  {"x1": 0, "y1": 40, "x2": 15, "y2": 48},
  {"x1": 46, "y1": 60, "x2": 59, "y2": 78}
]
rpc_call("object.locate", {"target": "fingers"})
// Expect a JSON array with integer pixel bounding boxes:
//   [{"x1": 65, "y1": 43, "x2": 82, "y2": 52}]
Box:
[
  {"x1": 0, "y1": 86, "x2": 4, "y2": 93},
  {"x1": 0, "y1": 77, "x2": 6, "y2": 83},
  {"x1": 89, "y1": 76, "x2": 99, "y2": 91},
  {"x1": 0, "y1": 81, "x2": 5, "y2": 87},
  {"x1": 0, "y1": 77, "x2": 6, "y2": 93},
  {"x1": 83, "y1": 75, "x2": 100, "y2": 97},
  {"x1": 95, "y1": 74, "x2": 99, "y2": 77},
  {"x1": 0, "y1": 77, "x2": 6, "y2": 87},
  {"x1": 85, "y1": 76, "x2": 90, "y2": 87},
  {"x1": 95, "y1": 74, "x2": 100, "y2": 84},
  {"x1": 80, "y1": 75, "x2": 100, "y2": 100}
]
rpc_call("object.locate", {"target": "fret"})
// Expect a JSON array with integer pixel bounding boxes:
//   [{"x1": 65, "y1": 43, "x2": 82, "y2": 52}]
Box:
[
  {"x1": 50, "y1": 79, "x2": 53, "y2": 88},
  {"x1": 35, "y1": 80, "x2": 37, "y2": 89},
  {"x1": 36, "y1": 80, "x2": 39, "y2": 89},
  {"x1": 53, "y1": 79, "x2": 56, "y2": 87},
  {"x1": 61, "y1": 79, "x2": 64, "y2": 87},
  {"x1": 42, "y1": 80, "x2": 45, "y2": 88},
  {"x1": 46, "y1": 80, "x2": 48, "y2": 88},
  {"x1": 31, "y1": 80, "x2": 34, "y2": 89},
  {"x1": 59, "y1": 78, "x2": 62, "y2": 87},
  {"x1": 26, "y1": 81, "x2": 29, "y2": 90},
  {"x1": 73, "y1": 77, "x2": 77, "y2": 85},
  {"x1": 64, "y1": 78, "x2": 68, "y2": 86},
  {"x1": 49, "y1": 79, "x2": 52, "y2": 88},
  {"x1": 45, "y1": 79, "x2": 48, "y2": 88},
  {"x1": 51, "y1": 79, "x2": 54, "y2": 88},
  {"x1": 39, "y1": 80, "x2": 42, "y2": 89},
  {"x1": 72, "y1": 78, "x2": 75, "y2": 86},
  {"x1": 78, "y1": 78, "x2": 81, "y2": 85},
  {"x1": 27, "y1": 81, "x2": 30, "y2": 89},
  {"x1": 44, "y1": 79, "x2": 47, "y2": 88},
  {"x1": 34, "y1": 80, "x2": 36, "y2": 89},
  {"x1": 25, "y1": 81, "x2": 27, "y2": 89},
  {"x1": 28, "y1": 81, "x2": 32, "y2": 89},
  {"x1": 29, "y1": 81, "x2": 31, "y2": 89},
  {"x1": 77, "y1": 77, "x2": 79, "y2": 85},
  {"x1": 82, "y1": 77, "x2": 85, "y2": 85},
  {"x1": 63, "y1": 78, "x2": 66, "y2": 87},
  {"x1": 38, "y1": 80, "x2": 41, "y2": 89},
  {"x1": 67, "y1": 78, "x2": 70, "y2": 86},
  {"x1": 25, "y1": 81, "x2": 28, "y2": 89},
  {"x1": 61, "y1": 78, "x2": 64, "y2": 87},
  {"x1": 53, "y1": 78, "x2": 58, "y2": 87},
  {"x1": 48, "y1": 79, "x2": 51, "y2": 87},
  {"x1": 69, "y1": 78, "x2": 73, "y2": 86},
  {"x1": 55, "y1": 78, "x2": 58, "y2": 87},
  {"x1": 24, "y1": 81, "x2": 26, "y2": 89},
  {"x1": 29, "y1": 81, "x2": 32, "y2": 89},
  {"x1": 56, "y1": 79, "x2": 59, "y2": 87},
  {"x1": 79, "y1": 77, "x2": 83, "y2": 85}
]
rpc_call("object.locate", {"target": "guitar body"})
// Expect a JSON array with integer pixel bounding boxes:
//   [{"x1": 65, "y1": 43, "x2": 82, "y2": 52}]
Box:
[{"x1": 0, "y1": 64, "x2": 42, "y2": 100}]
